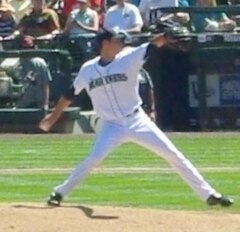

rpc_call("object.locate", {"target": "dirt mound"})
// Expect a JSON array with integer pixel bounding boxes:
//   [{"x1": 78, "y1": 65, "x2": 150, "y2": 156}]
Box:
[{"x1": 0, "y1": 203, "x2": 239, "y2": 232}]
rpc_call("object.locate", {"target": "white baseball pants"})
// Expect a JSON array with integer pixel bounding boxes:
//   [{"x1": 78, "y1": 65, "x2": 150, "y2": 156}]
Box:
[{"x1": 54, "y1": 108, "x2": 217, "y2": 200}]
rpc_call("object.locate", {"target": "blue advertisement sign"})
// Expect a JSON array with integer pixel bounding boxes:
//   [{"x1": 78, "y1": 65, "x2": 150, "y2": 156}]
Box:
[{"x1": 220, "y1": 74, "x2": 240, "y2": 106}]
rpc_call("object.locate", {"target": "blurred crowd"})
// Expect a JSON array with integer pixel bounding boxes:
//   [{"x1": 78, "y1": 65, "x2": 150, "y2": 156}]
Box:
[{"x1": 0, "y1": 0, "x2": 240, "y2": 43}]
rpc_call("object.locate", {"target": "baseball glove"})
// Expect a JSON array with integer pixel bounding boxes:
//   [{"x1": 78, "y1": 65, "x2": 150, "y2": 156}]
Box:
[{"x1": 149, "y1": 19, "x2": 193, "y2": 51}]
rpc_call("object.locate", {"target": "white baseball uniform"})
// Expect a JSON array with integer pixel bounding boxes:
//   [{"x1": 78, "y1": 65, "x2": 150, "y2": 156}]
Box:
[{"x1": 53, "y1": 43, "x2": 218, "y2": 201}]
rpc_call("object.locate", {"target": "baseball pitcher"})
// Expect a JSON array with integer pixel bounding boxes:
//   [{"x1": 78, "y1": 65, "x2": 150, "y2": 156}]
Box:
[{"x1": 39, "y1": 29, "x2": 233, "y2": 207}]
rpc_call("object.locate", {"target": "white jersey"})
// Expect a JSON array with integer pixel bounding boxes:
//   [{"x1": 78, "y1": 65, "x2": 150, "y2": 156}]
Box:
[
  {"x1": 73, "y1": 43, "x2": 149, "y2": 121},
  {"x1": 103, "y1": 3, "x2": 143, "y2": 31}
]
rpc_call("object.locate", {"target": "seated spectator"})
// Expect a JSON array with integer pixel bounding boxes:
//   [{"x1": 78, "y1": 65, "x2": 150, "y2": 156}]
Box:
[
  {"x1": 49, "y1": 0, "x2": 77, "y2": 28},
  {"x1": 6, "y1": 0, "x2": 31, "y2": 21},
  {"x1": 139, "y1": 0, "x2": 178, "y2": 26},
  {"x1": 142, "y1": 0, "x2": 190, "y2": 30},
  {"x1": 63, "y1": 0, "x2": 99, "y2": 37},
  {"x1": 49, "y1": 0, "x2": 103, "y2": 28},
  {"x1": 16, "y1": 36, "x2": 52, "y2": 110},
  {"x1": 61, "y1": 0, "x2": 102, "y2": 17},
  {"x1": 191, "y1": 0, "x2": 236, "y2": 32},
  {"x1": 0, "y1": 1, "x2": 17, "y2": 39},
  {"x1": 7, "y1": 0, "x2": 60, "y2": 40},
  {"x1": 104, "y1": 0, "x2": 143, "y2": 33}
]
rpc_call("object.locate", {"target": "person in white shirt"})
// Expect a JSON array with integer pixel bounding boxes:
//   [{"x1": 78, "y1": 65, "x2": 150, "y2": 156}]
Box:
[
  {"x1": 63, "y1": 0, "x2": 99, "y2": 37},
  {"x1": 139, "y1": 0, "x2": 178, "y2": 26},
  {"x1": 104, "y1": 0, "x2": 143, "y2": 33}
]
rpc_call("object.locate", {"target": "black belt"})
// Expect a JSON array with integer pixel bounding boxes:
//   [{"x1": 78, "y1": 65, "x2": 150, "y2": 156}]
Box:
[{"x1": 126, "y1": 108, "x2": 139, "y2": 117}]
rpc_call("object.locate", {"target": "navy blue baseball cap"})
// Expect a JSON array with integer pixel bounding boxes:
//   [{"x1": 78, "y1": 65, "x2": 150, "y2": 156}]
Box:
[{"x1": 95, "y1": 29, "x2": 132, "y2": 45}]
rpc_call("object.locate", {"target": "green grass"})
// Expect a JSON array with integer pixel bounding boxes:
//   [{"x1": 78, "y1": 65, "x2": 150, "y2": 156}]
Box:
[{"x1": 0, "y1": 133, "x2": 240, "y2": 211}]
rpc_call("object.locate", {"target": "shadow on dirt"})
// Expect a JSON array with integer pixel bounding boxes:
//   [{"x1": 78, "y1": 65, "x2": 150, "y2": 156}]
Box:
[{"x1": 12, "y1": 204, "x2": 119, "y2": 220}]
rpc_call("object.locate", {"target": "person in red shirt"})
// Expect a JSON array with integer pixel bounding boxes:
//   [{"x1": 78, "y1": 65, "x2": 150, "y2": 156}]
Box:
[
  {"x1": 62, "y1": 0, "x2": 102, "y2": 17},
  {"x1": 62, "y1": 0, "x2": 77, "y2": 18},
  {"x1": 90, "y1": 0, "x2": 104, "y2": 27},
  {"x1": 61, "y1": 0, "x2": 102, "y2": 27}
]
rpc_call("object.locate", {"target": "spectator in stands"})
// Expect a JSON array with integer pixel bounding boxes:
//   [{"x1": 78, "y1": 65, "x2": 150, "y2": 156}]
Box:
[
  {"x1": 139, "y1": 0, "x2": 178, "y2": 26},
  {"x1": 0, "y1": 1, "x2": 17, "y2": 39},
  {"x1": 104, "y1": 0, "x2": 143, "y2": 33},
  {"x1": 6, "y1": 0, "x2": 60, "y2": 40},
  {"x1": 191, "y1": 0, "x2": 236, "y2": 32},
  {"x1": 17, "y1": 36, "x2": 52, "y2": 110},
  {"x1": 63, "y1": 0, "x2": 99, "y2": 37},
  {"x1": 54, "y1": 0, "x2": 77, "y2": 28},
  {"x1": 61, "y1": 0, "x2": 103, "y2": 17},
  {"x1": 140, "y1": 0, "x2": 190, "y2": 30},
  {"x1": 50, "y1": 0, "x2": 103, "y2": 28},
  {"x1": 8, "y1": 0, "x2": 31, "y2": 21}
]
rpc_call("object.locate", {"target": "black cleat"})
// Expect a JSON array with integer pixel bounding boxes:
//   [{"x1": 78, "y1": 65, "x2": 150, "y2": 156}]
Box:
[
  {"x1": 207, "y1": 193, "x2": 234, "y2": 207},
  {"x1": 47, "y1": 192, "x2": 62, "y2": 207}
]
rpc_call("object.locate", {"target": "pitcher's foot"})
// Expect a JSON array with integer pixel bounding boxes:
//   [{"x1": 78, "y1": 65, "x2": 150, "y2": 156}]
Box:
[
  {"x1": 207, "y1": 193, "x2": 234, "y2": 207},
  {"x1": 47, "y1": 192, "x2": 62, "y2": 207}
]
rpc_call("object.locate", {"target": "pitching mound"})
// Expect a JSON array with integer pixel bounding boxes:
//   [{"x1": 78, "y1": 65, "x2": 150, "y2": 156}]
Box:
[{"x1": 0, "y1": 203, "x2": 239, "y2": 232}]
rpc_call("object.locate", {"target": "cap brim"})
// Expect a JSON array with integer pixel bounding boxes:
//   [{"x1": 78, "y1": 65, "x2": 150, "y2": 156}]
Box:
[{"x1": 96, "y1": 29, "x2": 130, "y2": 46}]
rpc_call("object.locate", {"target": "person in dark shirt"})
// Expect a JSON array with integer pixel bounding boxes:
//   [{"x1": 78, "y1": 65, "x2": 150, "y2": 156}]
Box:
[
  {"x1": 16, "y1": 36, "x2": 52, "y2": 110},
  {"x1": 7, "y1": 0, "x2": 60, "y2": 40},
  {"x1": 192, "y1": 0, "x2": 236, "y2": 32}
]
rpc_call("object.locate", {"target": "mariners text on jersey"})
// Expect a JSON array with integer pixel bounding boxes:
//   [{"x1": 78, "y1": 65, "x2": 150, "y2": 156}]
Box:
[{"x1": 89, "y1": 73, "x2": 128, "y2": 91}]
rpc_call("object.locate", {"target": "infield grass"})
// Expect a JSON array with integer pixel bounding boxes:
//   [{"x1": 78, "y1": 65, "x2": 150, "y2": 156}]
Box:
[{"x1": 0, "y1": 133, "x2": 239, "y2": 211}]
